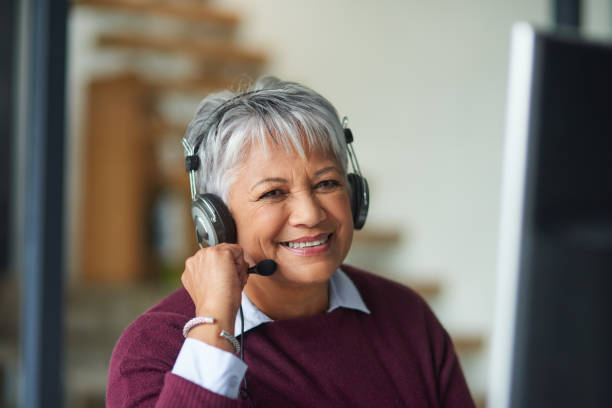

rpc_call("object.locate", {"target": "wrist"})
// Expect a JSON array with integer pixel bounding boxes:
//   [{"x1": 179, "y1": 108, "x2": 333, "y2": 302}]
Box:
[
  {"x1": 187, "y1": 322, "x2": 236, "y2": 354},
  {"x1": 195, "y1": 306, "x2": 237, "y2": 333}
]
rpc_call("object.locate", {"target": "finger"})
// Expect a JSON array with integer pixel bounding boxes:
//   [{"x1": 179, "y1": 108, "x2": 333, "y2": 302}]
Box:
[
  {"x1": 212, "y1": 243, "x2": 241, "y2": 261},
  {"x1": 217, "y1": 244, "x2": 249, "y2": 274},
  {"x1": 234, "y1": 252, "x2": 249, "y2": 270},
  {"x1": 240, "y1": 272, "x2": 249, "y2": 289},
  {"x1": 243, "y1": 253, "x2": 256, "y2": 269}
]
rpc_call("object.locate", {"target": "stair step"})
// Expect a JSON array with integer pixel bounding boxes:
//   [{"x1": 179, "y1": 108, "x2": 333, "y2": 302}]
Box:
[
  {"x1": 353, "y1": 228, "x2": 402, "y2": 245},
  {"x1": 452, "y1": 333, "x2": 485, "y2": 353},
  {"x1": 97, "y1": 33, "x2": 267, "y2": 66},
  {"x1": 73, "y1": 0, "x2": 240, "y2": 28},
  {"x1": 145, "y1": 75, "x2": 238, "y2": 94},
  {"x1": 403, "y1": 280, "x2": 442, "y2": 298}
]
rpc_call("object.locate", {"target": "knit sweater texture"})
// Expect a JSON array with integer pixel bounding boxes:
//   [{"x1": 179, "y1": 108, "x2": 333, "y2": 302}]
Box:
[{"x1": 107, "y1": 265, "x2": 475, "y2": 407}]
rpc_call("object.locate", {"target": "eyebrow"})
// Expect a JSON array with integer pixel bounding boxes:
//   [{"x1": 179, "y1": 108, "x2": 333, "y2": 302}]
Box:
[
  {"x1": 249, "y1": 166, "x2": 342, "y2": 192},
  {"x1": 314, "y1": 166, "x2": 341, "y2": 177},
  {"x1": 250, "y1": 177, "x2": 287, "y2": 192}
]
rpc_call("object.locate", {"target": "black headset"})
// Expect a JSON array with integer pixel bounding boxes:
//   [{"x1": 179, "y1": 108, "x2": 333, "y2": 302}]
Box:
[{"x1": 182, "y1": 101, "x2": 369, "y2": 248}]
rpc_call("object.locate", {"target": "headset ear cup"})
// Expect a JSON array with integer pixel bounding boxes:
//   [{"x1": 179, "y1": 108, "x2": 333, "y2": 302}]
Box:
[
  {"x1": 203, "y1": 194, "x2": 237, "y2": 244},
  {"x1": 348, "y1": 173, "x2": 361, "y2": 224},
  {"x1": 190, "y1": 193, "x2": 237, "y2": 247},
  {"x1": 347, "y1": 173, "x2": 369, "y2": 230}
]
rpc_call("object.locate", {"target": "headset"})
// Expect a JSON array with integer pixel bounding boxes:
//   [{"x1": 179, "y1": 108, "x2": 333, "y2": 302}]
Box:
[{"x1": 181, "y1": 99, "x2": 369, "y2": 249}]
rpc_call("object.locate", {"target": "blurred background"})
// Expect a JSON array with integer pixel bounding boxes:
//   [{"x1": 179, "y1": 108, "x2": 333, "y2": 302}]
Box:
[{"x1": 1, "y1": 0, "x2": 611, "y2": 407}]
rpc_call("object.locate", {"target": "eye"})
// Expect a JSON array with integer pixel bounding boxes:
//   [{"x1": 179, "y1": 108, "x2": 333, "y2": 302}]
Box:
[
  {"x1": 315, "y1": 179, "x2": 342, "y2": 190},
  {"x1": 258, "y1": 189, "x2": 284, "y2": 200}
]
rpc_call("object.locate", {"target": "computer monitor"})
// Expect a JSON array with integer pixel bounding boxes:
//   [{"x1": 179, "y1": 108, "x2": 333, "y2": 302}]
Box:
[{"x1": 489, "y1": 23, "x2": 612, "y2": 408}]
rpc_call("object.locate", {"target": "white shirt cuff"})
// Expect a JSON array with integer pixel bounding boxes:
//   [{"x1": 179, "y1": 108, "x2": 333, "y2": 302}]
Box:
[{"x1": 171, "y1": 338, "x2": 248, "y2": 399}]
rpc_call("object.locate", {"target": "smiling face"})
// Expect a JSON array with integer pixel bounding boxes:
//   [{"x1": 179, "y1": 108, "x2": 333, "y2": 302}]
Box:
[{"x1": 227, "y1": 140, "x2": 354, "y2": 287}]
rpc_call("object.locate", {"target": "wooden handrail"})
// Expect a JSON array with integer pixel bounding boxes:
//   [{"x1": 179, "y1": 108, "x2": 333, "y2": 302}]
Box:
[
  {"x1": 97, "y1": 33, "x2": 267, "y2": 66},
  {"x1": 73, "y1": 0, "x2": 239, "y2": 28}
]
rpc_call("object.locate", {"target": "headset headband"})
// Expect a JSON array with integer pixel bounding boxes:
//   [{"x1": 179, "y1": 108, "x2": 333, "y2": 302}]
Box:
[{"x1": 342, "y1": 116, "x2": 368, "y2": 211}]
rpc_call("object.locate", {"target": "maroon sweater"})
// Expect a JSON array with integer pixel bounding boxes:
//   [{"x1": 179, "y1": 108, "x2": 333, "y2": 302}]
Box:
[{"x1": 107, "y1": 265, "x2": 475, "y2": 407}]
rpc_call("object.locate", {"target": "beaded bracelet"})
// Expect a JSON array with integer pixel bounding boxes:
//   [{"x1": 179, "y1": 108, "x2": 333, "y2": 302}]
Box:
[
  {"x1": 182, "y1": 316, "x2": 215, "y2": 338},
  {"x1": 182, "y1": 316, "x2": 241, "y2": 354}
]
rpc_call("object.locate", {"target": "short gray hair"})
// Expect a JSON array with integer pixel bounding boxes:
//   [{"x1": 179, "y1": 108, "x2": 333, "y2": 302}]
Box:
[{"x1": 183, "y1": 76, "x2": 348, "y2": 203}]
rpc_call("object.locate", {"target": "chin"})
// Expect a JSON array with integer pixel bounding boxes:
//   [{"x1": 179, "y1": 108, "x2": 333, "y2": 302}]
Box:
[{"x1": 274, "y1": 260, "x2": 339, "y2": 286}]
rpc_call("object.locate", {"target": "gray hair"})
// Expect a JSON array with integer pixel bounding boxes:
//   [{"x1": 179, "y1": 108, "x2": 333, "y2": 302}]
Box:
[{"x1": 183, "y1": 76, "x2": 348, "y2": 203}]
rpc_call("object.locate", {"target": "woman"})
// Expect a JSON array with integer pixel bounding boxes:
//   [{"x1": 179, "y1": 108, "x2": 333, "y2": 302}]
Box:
[{"x1": 107, "y1": 77, "x2": 475, "y2": 407}]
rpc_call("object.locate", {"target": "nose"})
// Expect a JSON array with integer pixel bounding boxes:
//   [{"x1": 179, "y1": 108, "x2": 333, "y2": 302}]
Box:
[{"x1": 288, "y1": 191, "x2": 326, "y2": 228}]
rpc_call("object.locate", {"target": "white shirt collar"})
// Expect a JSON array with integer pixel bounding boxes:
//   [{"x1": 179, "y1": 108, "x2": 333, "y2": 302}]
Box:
[{"x1": 234, "y1": 268, "x2": 370, "y2": 335}]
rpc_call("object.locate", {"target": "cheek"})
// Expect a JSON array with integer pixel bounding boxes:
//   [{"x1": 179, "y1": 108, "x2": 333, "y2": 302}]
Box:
[
  {"x1": 236, "y1": 205, "x2": 286, "y2": 248},
  {"x1": 329, "y1": 193, "x2": 353, "y2": 226},
  {"x1": 333, "y1": 195, "x2": 355, "y2": 248}
]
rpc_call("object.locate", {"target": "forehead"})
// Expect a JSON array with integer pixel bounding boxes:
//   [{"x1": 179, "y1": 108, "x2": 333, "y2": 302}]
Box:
[{"x1": 236, "y1": 139, "x2": 341, "y2": 178}]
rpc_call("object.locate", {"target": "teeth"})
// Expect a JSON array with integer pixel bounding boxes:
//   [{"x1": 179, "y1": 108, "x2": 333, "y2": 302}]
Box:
[{"x1": 285, "y1": 235, "x2": 329, "y2": 248}]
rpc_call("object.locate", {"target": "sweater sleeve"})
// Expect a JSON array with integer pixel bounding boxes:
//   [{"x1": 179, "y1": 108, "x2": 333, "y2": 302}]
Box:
[
  {"x1": 425, "y1": 308, "x2": 476, "y2": 408},
  {"x1": 106, "y1": 312, "x2": 247, "y2": 408},
  {"x1": 172, "y1": 338, "x2": 247, "y2": 398}
]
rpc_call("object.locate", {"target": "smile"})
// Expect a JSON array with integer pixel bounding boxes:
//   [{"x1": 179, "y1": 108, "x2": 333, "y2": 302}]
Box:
[{"x1": 280, "y1": 234, "x2": 331, "y2": 249}]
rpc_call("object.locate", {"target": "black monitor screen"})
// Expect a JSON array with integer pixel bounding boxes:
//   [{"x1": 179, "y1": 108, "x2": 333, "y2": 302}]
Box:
[{"x1": 490, "y1": 24, "x2": 612, "y2": 408}]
